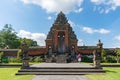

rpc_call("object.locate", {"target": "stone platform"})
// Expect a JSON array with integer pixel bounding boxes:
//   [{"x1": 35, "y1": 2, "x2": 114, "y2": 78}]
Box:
[{"x1": 16, "y1": 63, "x2": 105, "y2": 75}]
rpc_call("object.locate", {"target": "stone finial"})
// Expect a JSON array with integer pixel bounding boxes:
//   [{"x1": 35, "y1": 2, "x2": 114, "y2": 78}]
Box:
[{"x1": 97, "y1": 39, "x2": 103, "y2": 49}]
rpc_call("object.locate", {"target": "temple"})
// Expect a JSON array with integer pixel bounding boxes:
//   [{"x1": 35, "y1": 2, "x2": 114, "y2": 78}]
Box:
[
  {"x1": 45, "y1": 12, "x2": 78, "y2": 62},
  {"x1": 0, "y1": 11, "x2": 105, "y2": 63}
]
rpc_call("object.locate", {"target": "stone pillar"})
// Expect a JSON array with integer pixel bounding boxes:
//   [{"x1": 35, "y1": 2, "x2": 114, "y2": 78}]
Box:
[
  {"x1": 93, "y1": 49, "x2": 101, "y2": 68},
  {"x1": 21, "y1": 59, "x2": 29, "y2": 68},
  {"x1": 21, "y1": 40, "x2": 29, "y2": 69},
  {"x1": 93, "y1": 39, "x2": 103, "y2": 68}
]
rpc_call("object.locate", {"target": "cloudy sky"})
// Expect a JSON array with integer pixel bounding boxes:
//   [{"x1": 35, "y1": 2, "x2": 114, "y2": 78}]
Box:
[{"x1": 0, "y1": 0, "x2": 120, "y2": 48}]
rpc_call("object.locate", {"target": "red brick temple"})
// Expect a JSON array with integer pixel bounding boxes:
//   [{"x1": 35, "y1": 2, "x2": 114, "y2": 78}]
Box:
[
  {"x1": 41, "y1": 12, "x2": 102, "y2": 63},
  {"x1": 45, "y1": 12, "x2": 79, "y2": 62},
  {"x1": 46, "y1": 12, "x2": 78, "y2": 55}
]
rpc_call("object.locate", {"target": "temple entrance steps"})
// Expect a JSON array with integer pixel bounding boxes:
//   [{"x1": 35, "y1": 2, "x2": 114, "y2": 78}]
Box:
[{"x1": 16, "y1": 63, "x2": 105, "y2": 75}]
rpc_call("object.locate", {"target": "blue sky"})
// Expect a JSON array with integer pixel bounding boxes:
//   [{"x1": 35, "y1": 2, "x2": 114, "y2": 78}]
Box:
[{"x1": 0, "y1": 0, "x2": 120, "y2": 48}]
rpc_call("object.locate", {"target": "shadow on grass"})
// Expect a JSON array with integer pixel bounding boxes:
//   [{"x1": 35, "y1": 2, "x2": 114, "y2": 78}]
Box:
[{"x1": 105, "y1": 70, "x2": 117, "y2": 73}]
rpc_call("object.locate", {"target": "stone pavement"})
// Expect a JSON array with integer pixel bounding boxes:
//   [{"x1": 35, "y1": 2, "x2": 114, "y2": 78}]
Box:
[{"x1": 32, "y1": 75, "x2": 89, "y2": 80}]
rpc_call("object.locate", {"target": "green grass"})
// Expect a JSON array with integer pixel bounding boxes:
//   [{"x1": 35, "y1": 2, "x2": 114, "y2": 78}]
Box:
[
  {"x1": 0, "y1": 68, "x2": 34, "y2": 80},
  {"x1": 87, "y1": 68, "x2": 120, "y2": 80}
]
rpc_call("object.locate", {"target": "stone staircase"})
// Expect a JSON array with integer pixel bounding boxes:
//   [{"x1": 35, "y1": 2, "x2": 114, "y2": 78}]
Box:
[{"x1": 16, "y1": 63, "x2": 105, "y2": 75}]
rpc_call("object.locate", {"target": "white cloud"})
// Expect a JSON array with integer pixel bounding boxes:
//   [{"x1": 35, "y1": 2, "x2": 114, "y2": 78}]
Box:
[
  {"x1": 47, "y1": 16, "x2": 52, "y2": 20},
  {"x1": 20, "y1": 0, "x2": 83, "y2": 14},
  {"x1": 82, "y1": 27, "x2": 110, "y2": 34},
  {"x1": 78, "y1": 39, "x2": 84, "y2": 46},
  {"x1": 91, "y1": 0, "x2": 120, "y2": 13},
  {"x1": 68, "y1": 20, "x2": 76, "y2": 27},
  {"x1": 18, "y1": 30, "x2": 46, "y2": 46},
  {"x1": 82, "y1": 27, "x2": 94, "y2": 34},
  {"x1": 74, "y1": 8, "x2": 83, "y2": 13},
  {"x1": 115, "y1": 35, "x2": 120, "y2": 41}
]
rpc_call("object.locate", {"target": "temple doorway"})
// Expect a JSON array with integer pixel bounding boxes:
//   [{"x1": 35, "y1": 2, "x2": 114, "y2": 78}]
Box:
[{"x1": 57, "y1": 32, "x2": 65, "y2": 54}]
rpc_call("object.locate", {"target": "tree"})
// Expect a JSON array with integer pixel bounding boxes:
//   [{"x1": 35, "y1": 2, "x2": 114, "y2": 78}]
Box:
[
  {"x1": 20, "y1": 38, "x2": 38, "y2": 47},
  {"x1": 0, "y1": 24, "x2": 21, "y2": 49},
  {"x1": 0, "y1": 24, "x2": 38, "y2": 49},
  {"x1": 115, "y1": 48, "x2": 120, "y2": 63},
  {"x1": 101, "y1": 49, "x2": 107, "y2": 62},
  {"x1": 0, "y1": 52, "x2": 4, "y2": 63}
]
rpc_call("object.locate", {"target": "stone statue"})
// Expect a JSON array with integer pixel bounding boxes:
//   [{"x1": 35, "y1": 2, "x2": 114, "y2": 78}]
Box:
[
  {"x1": 21, "y1": 39, "x2": 29, "y2": 69},
  {"x1": 21, "y1": 40, "x2": 29, "y2": 60}
]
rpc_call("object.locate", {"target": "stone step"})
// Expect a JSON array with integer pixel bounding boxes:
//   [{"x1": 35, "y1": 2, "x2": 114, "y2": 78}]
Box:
[
  {"x1": 16, "y1": 63, "x2": 105, "y2": 75},
  {"x1": 19, "y1": 69, "x2": 104, "y2": 72},
  {"x1": 28, "y1": 67, "x2": 96, "y2": 69},
  {"x1": 16, "y1": 71, "x2": 105, "y2": 75}
]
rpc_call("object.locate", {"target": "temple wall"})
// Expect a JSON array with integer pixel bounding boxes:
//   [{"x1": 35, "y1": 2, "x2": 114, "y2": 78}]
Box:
[{"x1": 0, "y1": 48, "x2": 46, "y2": 57}]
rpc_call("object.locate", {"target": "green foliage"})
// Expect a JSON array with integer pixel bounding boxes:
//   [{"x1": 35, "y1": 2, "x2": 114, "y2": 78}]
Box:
[
  {"x1": 0, "y1": 24, "x2": 38, "y2": 49},
  {"x1": 34, "y1": 57, "x2": 43, "y2": 62},
  {"x1": 29, "y1": 57, "x2": 43, "y2": 62},
  {"x1": 115, "y1": 48, "x2": 120, "y2": 63},
  {"x1": 102, "y1": 49, "x2": 107, "y2": 57},
  {"x1": 106, "y1": 56, "x2": 116, "y2": 63},
  {"x1": 101, "y1": 49, "x2": 107, "y2": 62},
  {"x1": 20, "y1": 38, "x2": 38, "y2": 47},
  {"x1": 0, "y1": 24, "x2": 21, "y2": 48},
  {"x1": 115, "y1": 49, "x2": 120, "y2": 55},
  {"x1": 81, "y1": 55, "x2": 93, "y2": 63},
  {"x1": 0, "y1": 52, "x2": 4, "y2": 58},
  {"x1": 17, "y1": 49, "x2": 22, "y2": 58},
  {"x1": 1, "y1": 57, "x2": 8, "y2": 63},
  {"x1": 8, "y1": 58, "x2": 22, "y2": 63}
]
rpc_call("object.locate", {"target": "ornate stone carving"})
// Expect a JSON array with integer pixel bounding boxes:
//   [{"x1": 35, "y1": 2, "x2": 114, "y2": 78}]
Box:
[{"x1": 21, "y1": 40, "x2": 29, "y2": 69}]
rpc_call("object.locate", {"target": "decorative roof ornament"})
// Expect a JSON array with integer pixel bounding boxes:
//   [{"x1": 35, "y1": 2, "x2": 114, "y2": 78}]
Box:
[
  {"x1": 54, "y1": 11, "x2": 68, "y2": 26},
  {"x1": 97, "y1": 39, "x2": 103, "y2": 49}
]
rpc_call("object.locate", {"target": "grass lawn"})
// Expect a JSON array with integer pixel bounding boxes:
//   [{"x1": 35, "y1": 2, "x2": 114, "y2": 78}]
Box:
[
  {"x1": 87, "y1": 68, "x2": 120, "y2": 80},
  {"x1": 7, "y1": 62, "x2": 40, "y2": 64},
  {"x1": 0, "y1": 68, "x2": 34, "y2": 80}
]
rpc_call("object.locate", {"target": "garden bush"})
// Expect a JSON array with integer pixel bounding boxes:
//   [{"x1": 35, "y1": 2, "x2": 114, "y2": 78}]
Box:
[
  {"x1": 81, "y1": 55, "x2": 93, "y2": 63},
  {"x1": 8, "y1": 57, "x2": 22, "y2": 63}
]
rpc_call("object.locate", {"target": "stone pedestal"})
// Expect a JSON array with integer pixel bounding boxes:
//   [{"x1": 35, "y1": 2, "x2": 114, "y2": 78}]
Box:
[
  {"x1": 21, "y1": 59, "x2": 29, "y2": 69},
  {"x1": 93, "y1": 59, "x2": 101, "y2": 68}
]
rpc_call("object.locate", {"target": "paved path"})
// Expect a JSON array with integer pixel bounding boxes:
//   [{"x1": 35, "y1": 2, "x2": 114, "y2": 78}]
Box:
[
  {"x1": 31, "y1": 63, "x2": 93, "y2": 68},
  {"x1": 32, "y1": 75, "x2": 89, "y2": 80}
]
